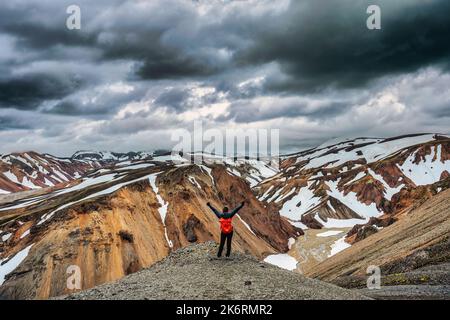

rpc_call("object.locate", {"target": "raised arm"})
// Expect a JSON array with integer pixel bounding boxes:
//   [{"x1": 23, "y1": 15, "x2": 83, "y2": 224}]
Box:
[
  {"x1": 230, "y1": 202, "x2": 245, "y2": 217},
  {"x1": 207, "y1": 202, "x2": 221, "y2": 218}
]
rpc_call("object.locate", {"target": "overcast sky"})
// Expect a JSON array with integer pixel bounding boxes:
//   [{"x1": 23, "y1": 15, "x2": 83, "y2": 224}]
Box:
[{"x1": 0, "y1": 0, "x2": 449, "y2": 156}]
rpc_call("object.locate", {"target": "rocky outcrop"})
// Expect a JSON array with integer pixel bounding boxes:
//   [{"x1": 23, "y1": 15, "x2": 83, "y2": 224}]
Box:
[
  {"x1": 346, "y1": 225, "x2": 378, "y2": 244},
  {"x1": 346, "y1": 216, "x2": 397, "y2": 244},
  {"x1": 302, "y1": 196, "x2": 363, "y2": 225},
  {"x1": 57, "y1": 242, "x2": 369, "y2": 300},
  {"x1": 301, "y1": 214, "x2": 323, "y2": 229}
]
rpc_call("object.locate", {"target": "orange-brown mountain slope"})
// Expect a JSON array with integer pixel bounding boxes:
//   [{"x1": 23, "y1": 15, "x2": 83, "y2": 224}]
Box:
[{"x1": 0, "y1": 160, "x2": 299, "y2": 299}]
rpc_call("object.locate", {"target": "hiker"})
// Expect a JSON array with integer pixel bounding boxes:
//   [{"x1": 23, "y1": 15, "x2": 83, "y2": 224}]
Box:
[{"x1": 206, "y1": 201, "x2": 245, "y2": 258}]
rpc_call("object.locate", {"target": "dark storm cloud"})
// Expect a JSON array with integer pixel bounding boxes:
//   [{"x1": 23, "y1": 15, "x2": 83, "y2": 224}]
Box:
[
  {"x1": 46, "y1": 97, "x2": 124, "y2": 116},
  {"x1": 136, "y1": 55, "x2": 218, "y2": 79},
  {"x1": 429, "y1": 102, "x2": 450, "y2": 118},
  {"x1": 44, "y1": 83, "x2": 143, "y2": 116},
  {"x1": 153, "y1": 88, "x2": 192, "y2": 112},
  {"x1": 2, "y1": 21, "x2": 95, "y2": 50},
  {"x1": 0, "y1": 1, "x2": 225, "y2": 81},
  {"x1": 237, "y1": 0, "x2": 450, "y2": 92},
  {"x1": 2, "y1": 0, "x2": 450, "y2": 94},
  {"x1": 0, "y1": 73, "x2": 83, "y2": 110},
  {"x1": 0, "y1": 114, "x2": 31, "y2": 130},
  {"x1": 0, "y1": 109, "x2": 71, "y2": 132},
  {"x1": 44, "y1": 101, "x2": 84, "y2": 116},
  {"x1": 96, "y1": 29, "x2": 219, "y2": 80},
  {"x1": 0, "y1": 2, "x2": 99, "y2": 58},
  {"x1": 103, "y1": 0, "x2": 450, "y2": 88},
  {"x1": 0, "y1": 0, "x2": 449, "y2": 155}
]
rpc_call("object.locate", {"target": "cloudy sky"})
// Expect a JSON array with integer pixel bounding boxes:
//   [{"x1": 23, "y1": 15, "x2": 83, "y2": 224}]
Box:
[{"x1": 0, "y1": 0, "x2": 449, "y2": 156}]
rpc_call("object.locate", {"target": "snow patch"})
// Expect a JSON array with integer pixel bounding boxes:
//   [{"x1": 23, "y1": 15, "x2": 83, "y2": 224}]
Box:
[
  {"x1": 258, "y1": 185, "x2": 274, "y2": 201},
  {"x1": 264, "y1": 254, "x2": 298, "y2": 271},
  {"x1": 0, "y1": 244, "x2": 33, "y2": 285},
  {"x1": 288, "y1": 237, "x2": 296, "y2": 250},
  {"x1": 188, "y1": 176, "x2": 202, "y2": 189},
  {"x1": 3, "y1": 171, "x2": 19, "y2": 184},
  {"x1": 295, "y1": 134, "x2": 437, "y2": 170},
  {"x1": 148, "y1": 173, "x2": 173, "y2": 248},
  {"x1": 117, "y1": 163, "x2": 155, "y2": 171},
  {"x1": 316, "y1": 230, "x2": 343, "y2": 237},
  {"x1": 54, "y1": 173, "x2": 117, "y2": 196},
  {"x1": 20, "y1": 177, "x2": 39, "y2": 189},
  {"x1": 315, "y1": 214, "x2": 368, "y2": 228},
  {"x1": 20, "y1": 229, "x2": 30, "y2": 239},
  {"x1": 1, "y1": 233, "x2": 12, "y2": 242},
  {"x1": 236, "y1": 214, "x2": 256, "y2": 236},
  {"x1": 44, "y1": 178, "x2": 55, "y2": 187},
  {"x1": 200, "y1": 165, "x2": 215, "y2": 185},
  {"x1": 288, "y1": 220, "x2": 309, "y2": 230},
  {"x1": 328, "y1": 236, "x2": 351, "y2": 257},
  {"x1": 326, "y1": 179, "x2": 380, "y2": 218},
  {"x1": 367, "y1": 169, "x2": 404, "y2": 200},
  {"x1": 399, "y1": 145, "x2": 449, "y2": 186},
  {"x1": 279, "y1": 183, "x2": 321, "y2": 220}
]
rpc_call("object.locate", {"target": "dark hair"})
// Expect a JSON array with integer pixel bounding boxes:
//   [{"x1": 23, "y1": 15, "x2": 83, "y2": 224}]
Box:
[{"x1": 223, "y1": 206, "x2": 229, "y2": 213}]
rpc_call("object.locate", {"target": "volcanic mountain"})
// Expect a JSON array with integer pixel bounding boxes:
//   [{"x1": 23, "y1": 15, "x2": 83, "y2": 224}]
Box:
[
  {"x1": 0, "y1": 150, "x2": 158, "y2": 195},
  {"x1": 0, "y1": 133, "x2": 449, "y2": 300},
  {"x1": 0, "y1": 152, "x2": 101, "y2": 195},
  {"x1": 256, "y1": 133, "x2": 449, "y2": 241},
  {"x1": 0, "y1": 155, "x2": 297, "y2": 299}
]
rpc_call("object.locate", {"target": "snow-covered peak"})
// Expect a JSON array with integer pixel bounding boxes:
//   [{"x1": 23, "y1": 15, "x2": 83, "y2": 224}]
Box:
[
  {"x1": 291, "y1": 133, "x2": 446, "y2": 170},
  {"x1": 71, "y1": 150, "x2": 154, "y2": 162},
  {"x1": 257, "y1": 133, "x2": 450, "y2": 233}
]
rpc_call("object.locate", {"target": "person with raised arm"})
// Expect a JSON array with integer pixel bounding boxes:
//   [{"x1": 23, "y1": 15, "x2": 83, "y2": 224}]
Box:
[{"x1": 206, "y1": 201, "x2": 245, "y2": 258}]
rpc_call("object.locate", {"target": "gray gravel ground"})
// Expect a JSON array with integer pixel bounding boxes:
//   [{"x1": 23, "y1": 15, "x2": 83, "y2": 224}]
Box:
[
  {"x1": 334, "y1": 262, "x2": 450, "y2": 300},
  {"x1": 60, "y1": 242, "x2": 369, "y2": 300},
  {"x1": 358, "y1": 285, "x2": 450, "y2": 300}
]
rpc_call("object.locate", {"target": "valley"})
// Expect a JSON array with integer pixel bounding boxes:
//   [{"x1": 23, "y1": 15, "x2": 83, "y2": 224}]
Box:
[{"x1": 0, "y1": 133, "x2": 449, "y2": 299}]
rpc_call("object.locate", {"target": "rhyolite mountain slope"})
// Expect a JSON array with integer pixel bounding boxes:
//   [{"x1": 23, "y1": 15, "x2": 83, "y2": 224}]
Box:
[
  {"x1": 0, "y1": 152, "x2": 104, "y2": 194},
  {"x1": 255, "y1": 133, "x2": 450, "y2": 242},
  {"x1": 0, "y1": 150, "x2": 154, "y2": 195},
  {"x1": 0, "y1": 150, "x2": 162, "y2": 195},
  {"x1": 0, "y1": 150, "x2": 276, "y2": 195},
  {"x1": 58, "y1": 242, "x2": 369, "y2": 300},
  {"x1": 1, "y1": 133, "x2": 449, "y2": 300},
  {"x1": 305, "y1": 189, "x2": 450, "y2": 300},
  {"x1": 0, "y1": 158, "x2": 299, "y2": 299}
]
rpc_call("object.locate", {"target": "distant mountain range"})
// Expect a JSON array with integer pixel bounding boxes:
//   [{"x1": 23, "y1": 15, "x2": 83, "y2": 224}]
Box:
[{"x1": 0, "y1": 133, "x2": 449, "y2": 299}]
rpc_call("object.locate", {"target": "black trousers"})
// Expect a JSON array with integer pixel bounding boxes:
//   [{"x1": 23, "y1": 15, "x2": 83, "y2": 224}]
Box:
[{"x1": 218, "y1": 231, "x2": 233, "y2": 257}]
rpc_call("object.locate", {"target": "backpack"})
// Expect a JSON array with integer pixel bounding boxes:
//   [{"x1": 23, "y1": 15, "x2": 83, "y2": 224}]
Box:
[{"x1": 219, "y1": 217, "x2": 233, "y2": 234}]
